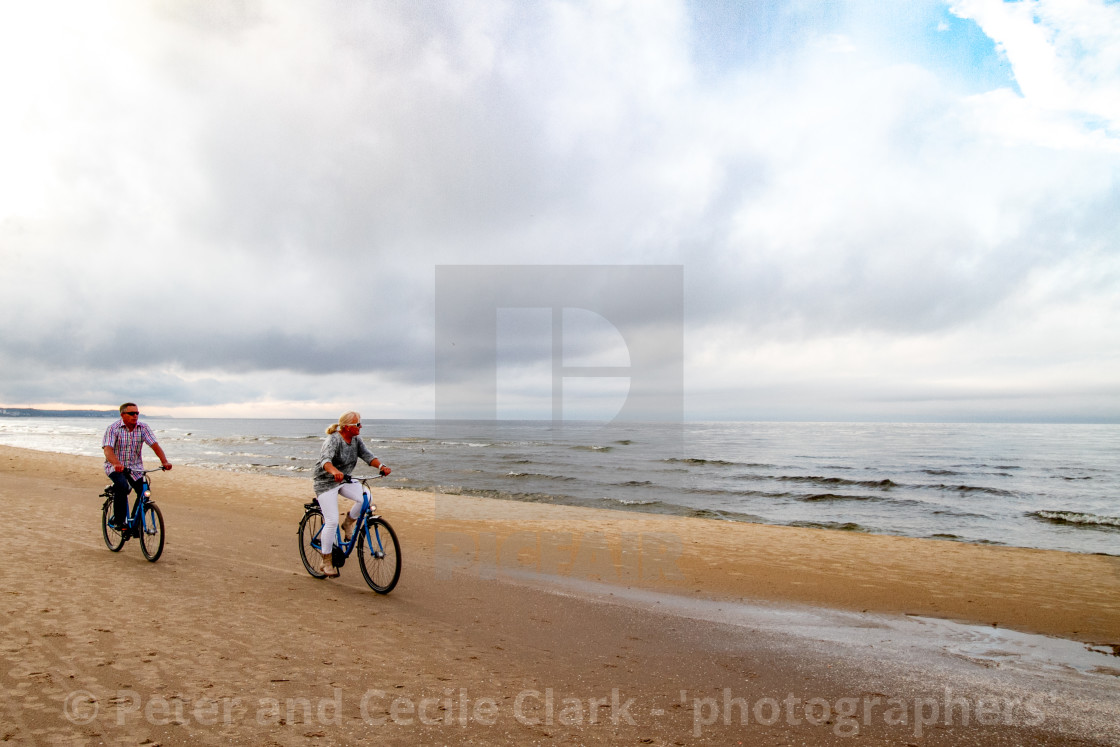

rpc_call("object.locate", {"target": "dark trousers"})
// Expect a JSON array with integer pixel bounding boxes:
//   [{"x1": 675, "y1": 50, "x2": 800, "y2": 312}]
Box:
[{"x1": 109, "y1": 472, "x2": 145, "y2": 525}]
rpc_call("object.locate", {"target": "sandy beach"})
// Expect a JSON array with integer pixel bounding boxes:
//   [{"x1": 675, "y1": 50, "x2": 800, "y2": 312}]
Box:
[{"x1": 1, "y1": 444, "x2": 1117, "y2": 745}]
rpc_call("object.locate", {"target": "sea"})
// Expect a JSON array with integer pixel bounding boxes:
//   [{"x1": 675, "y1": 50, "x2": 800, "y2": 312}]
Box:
[{"x1": 1, "y1": 417, "x2": 1117, "y2": 556}]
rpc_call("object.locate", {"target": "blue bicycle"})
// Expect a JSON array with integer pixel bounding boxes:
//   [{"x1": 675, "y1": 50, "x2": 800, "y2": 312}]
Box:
[
  {"x1": 298, "y1": 475, "x2": 401, "y2": 593},
  {"x1": 100, "y1": 467, "x2": 166, "y2": 562}
]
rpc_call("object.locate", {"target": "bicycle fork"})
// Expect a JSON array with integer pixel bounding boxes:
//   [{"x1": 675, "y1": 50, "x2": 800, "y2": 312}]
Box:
[{"x1": 358, "y1": 490, "x2": 386, "y2": 558}]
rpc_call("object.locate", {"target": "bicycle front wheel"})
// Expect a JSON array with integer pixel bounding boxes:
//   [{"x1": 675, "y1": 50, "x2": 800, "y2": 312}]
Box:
[
  {"x1": 299, "y1": 510, "x2": 326, "y2": 579},
  {"x1": 101, "y1": 500, "x2": 125, "y2": 552},
  {"x1": 139, "y1": 503, "x2": 165, "y2": 562},
  {"x1": 358, "y1": 517, "x2": 401, "y2": 594}
]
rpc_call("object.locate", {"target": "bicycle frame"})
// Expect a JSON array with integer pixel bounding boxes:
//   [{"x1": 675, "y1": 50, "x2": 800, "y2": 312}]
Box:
[
  {"x1": 299, "y1": 473, "x2": 400, "y2": 592},
  {"x1": 358, "y1": 492, "x2": 393, "y2": 559},
  {"x1": 101, "y1": 466, "x2": 167, "y2": 561},
  {"x1": 310, "y1": 475, "x2": 384, "y2": 560},
  {"x1": 104, "y1": 468, "x2": 162, "y2": 534}
]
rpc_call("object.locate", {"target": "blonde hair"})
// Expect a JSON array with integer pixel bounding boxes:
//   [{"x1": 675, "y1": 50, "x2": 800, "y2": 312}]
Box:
[{"x1": 326, "y1": 411, "x2": 361, "y2": 435}]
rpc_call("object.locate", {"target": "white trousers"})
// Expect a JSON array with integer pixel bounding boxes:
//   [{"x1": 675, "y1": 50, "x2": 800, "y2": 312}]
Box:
[{"x1": 316, "y1": 482, "x2": 364, "y2": 554}]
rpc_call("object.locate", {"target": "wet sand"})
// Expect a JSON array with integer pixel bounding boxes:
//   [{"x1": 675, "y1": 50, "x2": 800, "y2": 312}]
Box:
[{"x1": 1, "y1": 444, "x2": 1117, "y2": 745}]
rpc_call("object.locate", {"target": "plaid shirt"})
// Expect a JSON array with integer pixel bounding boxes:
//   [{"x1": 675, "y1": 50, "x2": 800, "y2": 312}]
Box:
[{"x1": 103, "y1": 419, "x2": 158, "y2": 478}]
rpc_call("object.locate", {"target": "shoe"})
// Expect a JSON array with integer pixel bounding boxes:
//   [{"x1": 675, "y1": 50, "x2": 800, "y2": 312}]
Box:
[
  {"x1": 340, "y1": 514, "x2": 357, "y2": 542},
  {"x1": 321, "y1": 551, "x2": 339, "y2": 578}
]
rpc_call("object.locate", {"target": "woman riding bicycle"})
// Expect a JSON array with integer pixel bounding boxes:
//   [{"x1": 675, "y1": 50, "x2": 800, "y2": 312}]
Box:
[{"x1": 312, "y1": 411, "x2": 390, "y2": 578}]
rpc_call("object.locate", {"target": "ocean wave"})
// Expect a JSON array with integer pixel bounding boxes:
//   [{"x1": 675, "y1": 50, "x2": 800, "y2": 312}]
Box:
[
  {"x1": 1029, "y1": 511, "x2": 1120, "y2": 531},
  {"x1": 942, "y1": 463, "x2": 1020, "y2": 472},
  {"x1": 931, "y1": 508, "x2": 990, "y2": 519},
  {"x1": 683, "y1": 508, "x2": 734, "y2": 520},
  {"x1": 677, "y1": 506, "x2": 764, "y2": 522},
  {"x1": 423, "y1": 487, "x2": 767, "y2": 524},
  {"x1": 682, "y1": 486, "x2": 792, "y2": 500},
  {"x1": 193, "y1": 435, "x2": 273, "y2": 444},
  {"x1": 503, "y1": 471, "x2": 576, "y2": 482},
  {"x1": 576, "y1": 496, "x2": 764, "y2": 523},
  {"x1": 795, "y1": 494, "x2": 935, "y2": 514},
  {"x1": 432, "y1": 484, "x2": 569, "y2": 502},
  {"x1": 929, "y1": 483, "x2": 1018, "y2": 497},
  {"x1": 570, "y1": 445, "x2": 613, "y2": 452},
  {"x1": 799, "y1": 493, "x2": 881, "y2": 503},
  {"x1": 788, "y1": 520, "x2": 867, "y2": 532},
  {"x1": 928, "y1": 533, "x2": 1006, "y2": 546},
  {"x1": 776, "y1": 475, "x2": 898, "y2": 490}
]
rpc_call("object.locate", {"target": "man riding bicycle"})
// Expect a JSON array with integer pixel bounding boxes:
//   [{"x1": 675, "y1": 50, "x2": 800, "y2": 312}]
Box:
[{"x1": 102, "y1": 403, "x2": 172, "y2": 535}]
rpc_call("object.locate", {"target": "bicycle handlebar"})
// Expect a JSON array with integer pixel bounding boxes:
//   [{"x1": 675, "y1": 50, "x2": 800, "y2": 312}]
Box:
[{"x1": 344, "y1": 473, "x2": 385, "y2": 483}]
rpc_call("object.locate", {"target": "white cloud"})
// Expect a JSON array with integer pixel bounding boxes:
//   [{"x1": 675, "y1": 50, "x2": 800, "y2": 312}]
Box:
[
  {"x1": 0, "y1": 0, "x2": 1117, "y2": 420},
  {"x1": 950, "y1": 0, "x2": 1120, "y2": 140}
]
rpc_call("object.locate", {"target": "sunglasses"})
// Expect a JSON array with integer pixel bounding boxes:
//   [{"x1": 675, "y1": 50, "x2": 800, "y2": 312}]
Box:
[{"x1": 123, "y1": 411, "x2": 140, "y2": 416}]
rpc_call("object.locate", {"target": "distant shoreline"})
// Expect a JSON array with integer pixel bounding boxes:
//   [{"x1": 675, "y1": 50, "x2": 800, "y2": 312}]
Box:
[{"x1": 0, "y1": 408, "x2": 123, "y2": 418}]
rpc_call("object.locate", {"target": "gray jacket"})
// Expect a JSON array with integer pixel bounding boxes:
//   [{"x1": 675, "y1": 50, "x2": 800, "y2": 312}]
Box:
[{"x1": 312, "y1": 432, "x2": 377, "y2": 496}]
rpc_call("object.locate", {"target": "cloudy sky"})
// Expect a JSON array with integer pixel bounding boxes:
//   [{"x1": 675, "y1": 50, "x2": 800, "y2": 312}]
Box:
[{"x1": 1, "y1": 0, "x2": 1117, "y2": 422}]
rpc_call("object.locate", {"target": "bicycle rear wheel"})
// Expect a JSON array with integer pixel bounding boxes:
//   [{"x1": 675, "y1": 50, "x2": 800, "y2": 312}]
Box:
[
  {"x1": 299, "y1": 510, "x2": 327, "y2": 579},
  {"x1": 101, "y1": 500, "x2": 125, "y2": 552},
  {"x1": 358, "y1": 517, "x2": 401, "y2": 594},
  {"x1": 139, "y1": 503, "x2": 165, "y2": 562}
]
